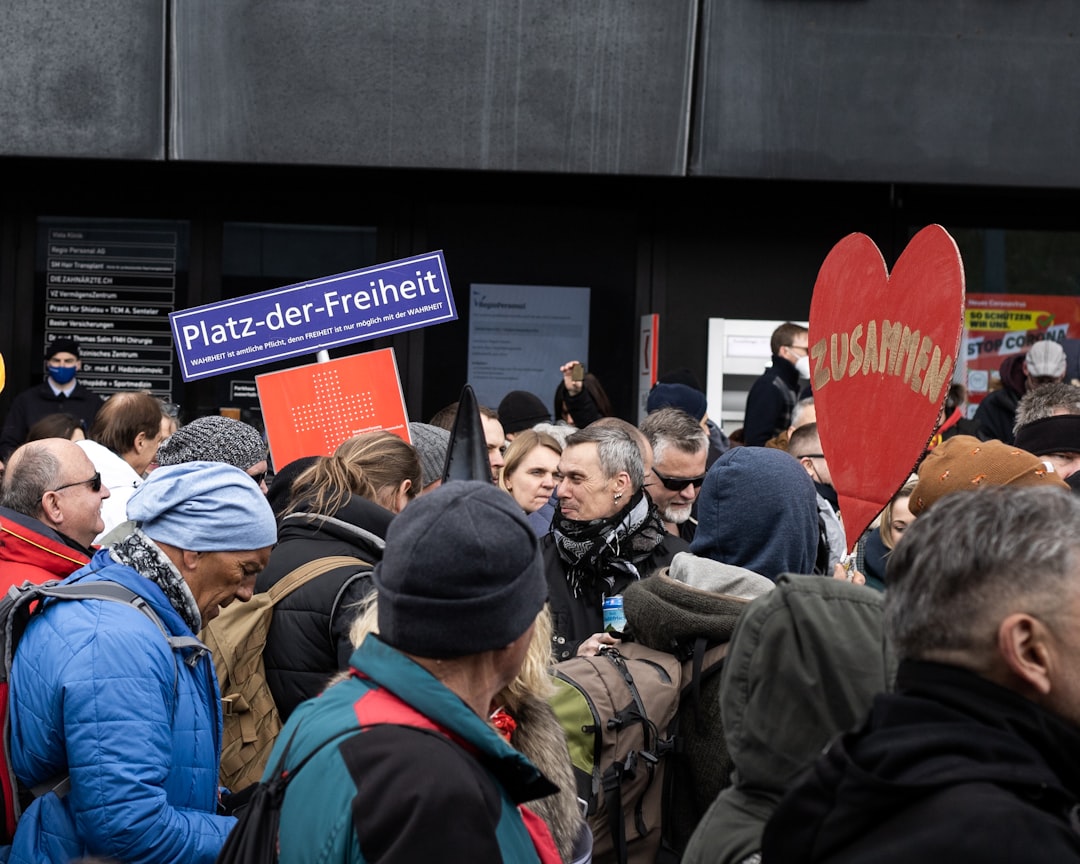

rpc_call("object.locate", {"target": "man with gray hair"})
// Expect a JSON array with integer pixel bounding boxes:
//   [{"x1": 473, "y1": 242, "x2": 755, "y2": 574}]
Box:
[
  {"x1": 639, "y1": 407, "x2": 708, "y2": 542},
  {"x1": 0, "y1": 437, "x2": 111, "y2": 589},
  {"x1": 543, "y1": 423, "x2": 688, "y2": 660},
  {"x1": 762, "y1": 486, "x2": 1080, "y2": 862}
]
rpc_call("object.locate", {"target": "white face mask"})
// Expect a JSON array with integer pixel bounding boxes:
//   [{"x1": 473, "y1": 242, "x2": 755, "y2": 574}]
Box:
[{"x1": 795, "y1": 355, "x2": 811, "y2": 380}]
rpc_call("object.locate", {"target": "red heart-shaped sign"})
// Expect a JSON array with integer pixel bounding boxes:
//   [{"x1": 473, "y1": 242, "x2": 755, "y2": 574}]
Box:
[{"x1": 810, "y1": 224, "x2": 965, "y2": 552}]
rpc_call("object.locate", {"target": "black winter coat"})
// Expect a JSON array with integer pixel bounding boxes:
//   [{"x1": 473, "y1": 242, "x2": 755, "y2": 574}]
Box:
[
  {"x1": 255, "y1": 495, "x2": 390, "y2": 720},
  {"x1": 762, "y1": 660, "x2": 1080, "y2": 863},
  {"x1": 742, "y1": 357, "x2": 799, "y2": 447},
  {"x1": 0, "y1": 380, "x2": 104, "y2": 460}
]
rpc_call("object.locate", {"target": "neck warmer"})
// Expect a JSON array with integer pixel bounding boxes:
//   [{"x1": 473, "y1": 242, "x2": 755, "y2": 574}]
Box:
[
  {"x1": 815, "y1": 481, "x2": 840, "y2": 513},
  {"x1": 552, "y1": 489, "x2": 666, "y2": 602},
  {"x1": 109, "y1": 527, "x2": 202, "y2": 633}
]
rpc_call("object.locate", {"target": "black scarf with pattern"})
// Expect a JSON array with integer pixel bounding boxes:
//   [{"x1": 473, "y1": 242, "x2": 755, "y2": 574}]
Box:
[{"x1": 552, "y1": 489, "x2": 666, "y2": 603}]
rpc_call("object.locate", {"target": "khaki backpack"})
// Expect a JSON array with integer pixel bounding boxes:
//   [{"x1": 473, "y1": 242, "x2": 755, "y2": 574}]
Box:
[
  {"x1": 550, "y1": 639, "x2": 728, "y2": 864},
  {"x1": 201, "y1": 555, "x2": 369, "y2": 791}
]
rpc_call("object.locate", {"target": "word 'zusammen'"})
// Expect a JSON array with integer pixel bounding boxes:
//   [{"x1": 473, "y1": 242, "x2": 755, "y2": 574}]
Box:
[{"x1": 811, "y1": 320, "x2": 952, "y2": 404}]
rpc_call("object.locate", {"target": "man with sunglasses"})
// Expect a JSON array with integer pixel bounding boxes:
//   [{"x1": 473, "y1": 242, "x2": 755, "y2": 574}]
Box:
[
  {"x1": 543, "y1": 424, "x2": 689, "y2": 660},
  {"x1": 640, "y1": 407, "x2": 709, "y2": 542},
  {"x1": 0, "y1": 437, "x2": 111, "y2": 590}
]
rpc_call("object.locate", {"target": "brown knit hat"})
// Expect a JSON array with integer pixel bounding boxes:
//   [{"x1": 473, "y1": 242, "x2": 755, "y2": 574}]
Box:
[{"x1": 910, "y1": 435, "x2": 1068, "y2": 515}]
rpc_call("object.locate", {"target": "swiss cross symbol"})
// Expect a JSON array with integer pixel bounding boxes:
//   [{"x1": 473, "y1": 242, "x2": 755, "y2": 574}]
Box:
[
  {"x1": 289, "y1": 369, "x2": 376, "y2": 452},
  {"x1": 257, "y1": 348, "x2": 410, "y2": 469}
]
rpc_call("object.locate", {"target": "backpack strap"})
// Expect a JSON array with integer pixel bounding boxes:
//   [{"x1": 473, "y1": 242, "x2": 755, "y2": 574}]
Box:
[
  {"x1": 603, "y1": 764, "x2": 629, "y2": 864},
  {"x1": 328, "y1": 565, "x2": 375, "y2": 643},
  {"x1": 32, "y1": 582, "x2": 202, "y2": 654},
  {"x1": 267, "y1": 556, "x2": 370, "y2": 605},
  {"x1": 8, "y1": 580, "x2": 194, "y2": 816}
]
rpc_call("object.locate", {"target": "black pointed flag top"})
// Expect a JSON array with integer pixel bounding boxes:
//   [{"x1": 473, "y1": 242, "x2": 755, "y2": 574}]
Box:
[{"x1": 442, "y1": 384, "x2": 492, "y2": 484}]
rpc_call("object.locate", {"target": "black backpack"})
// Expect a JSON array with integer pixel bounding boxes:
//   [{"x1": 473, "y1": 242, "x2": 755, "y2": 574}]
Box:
[{"x1": 216, "y1": 724, "x2": 362, "y2": 864}]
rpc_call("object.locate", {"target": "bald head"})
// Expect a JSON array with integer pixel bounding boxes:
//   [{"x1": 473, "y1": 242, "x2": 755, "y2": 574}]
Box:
[{"x1": 1, "y1": 438, "x2": 110, "y2": 548}]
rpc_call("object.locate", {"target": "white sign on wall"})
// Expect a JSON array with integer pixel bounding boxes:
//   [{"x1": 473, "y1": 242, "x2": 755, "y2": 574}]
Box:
[
  {"x1": 707, "y1": 318, "x2": 807, "y2": 432},
  {"x1": 467, "y1": 284, "x2": 590, "y2": 410}
]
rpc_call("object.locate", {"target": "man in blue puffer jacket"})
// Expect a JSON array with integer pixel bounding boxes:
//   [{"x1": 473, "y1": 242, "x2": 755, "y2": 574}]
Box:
[{"x1": 7, "y1": 461, "x2": 278, "y2": 864}]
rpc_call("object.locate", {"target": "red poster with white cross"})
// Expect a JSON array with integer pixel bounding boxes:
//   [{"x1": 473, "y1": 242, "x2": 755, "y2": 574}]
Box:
[{"x1": 256, "y1": 348, "x2": 411, "y2": 470}]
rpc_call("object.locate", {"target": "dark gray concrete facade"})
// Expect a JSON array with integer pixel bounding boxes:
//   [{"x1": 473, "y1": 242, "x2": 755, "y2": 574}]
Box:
[{"x1": 0, "y1": 1, "x2": 1076, "y2": 428}]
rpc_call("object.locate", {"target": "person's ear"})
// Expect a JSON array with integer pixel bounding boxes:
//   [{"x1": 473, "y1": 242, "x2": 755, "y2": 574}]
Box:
[
  {"x1": 612, "y1": 471, "x2": 632, "y2": 497},
  {"x1": 397, "y1": 479, "x2": 412, "y2": 511},
  {"x1": 181, "y1": 548, "x2": 202, "y2": 573},
  {"x1": 39, "y1": 491, "x2": 63, "y2": 524},
  {"x1": 997, "y1": 612, "x2": 1052, "y2": 697}
]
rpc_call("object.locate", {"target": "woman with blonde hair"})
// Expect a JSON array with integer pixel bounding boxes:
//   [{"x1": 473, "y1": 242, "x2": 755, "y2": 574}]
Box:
[
  {"x1": 256, "y1": 431, "x2": 422, "y2": 721},
  {"x1": 500, "y1": 429, "x2": 563, "y2": 516},
  {"x1": 858, "y1": 475, "x2": 918, "y2": 592}
]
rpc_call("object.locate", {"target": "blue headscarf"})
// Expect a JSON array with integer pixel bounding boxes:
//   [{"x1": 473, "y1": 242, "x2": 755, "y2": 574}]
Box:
[{"x1": 127, "y1": 461, "x2": 277, "y2": 551}]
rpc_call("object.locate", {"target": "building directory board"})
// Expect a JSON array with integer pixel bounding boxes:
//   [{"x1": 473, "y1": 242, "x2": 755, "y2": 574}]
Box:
[{"x1": 39, "y1": 218, "x2": 186, "y2": 400}]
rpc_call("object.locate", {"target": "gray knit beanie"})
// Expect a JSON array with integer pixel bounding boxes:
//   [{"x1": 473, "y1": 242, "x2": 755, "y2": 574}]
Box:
[
  {"x1": 373, "y1": 480, "x2": 546, "y2": 658},
  {"x1": 409, "y1": 422, "x2": 450, "y2": 487},
  {"x1": 156, "y1": 415, "x2": 267, "y2": 471}
]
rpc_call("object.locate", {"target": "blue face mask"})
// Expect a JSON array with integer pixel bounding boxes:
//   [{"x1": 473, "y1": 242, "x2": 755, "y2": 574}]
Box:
[{"x1": 48, "y1": 365, "x2": 77, "y2": 385}]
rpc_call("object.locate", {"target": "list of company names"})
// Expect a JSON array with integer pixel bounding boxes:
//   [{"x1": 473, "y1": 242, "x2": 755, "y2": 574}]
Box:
[{"x1": 43, "y1": 225, "x2": 180, "y2": 399}]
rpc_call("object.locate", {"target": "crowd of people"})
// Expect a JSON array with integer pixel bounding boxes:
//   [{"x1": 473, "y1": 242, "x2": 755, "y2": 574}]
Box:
[{"x1": 1, "y1": 326, "x2": 1080, "y2": 862}]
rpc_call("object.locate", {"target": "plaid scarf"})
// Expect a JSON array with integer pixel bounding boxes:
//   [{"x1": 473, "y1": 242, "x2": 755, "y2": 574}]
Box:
[{"x1": 552, "y1": 489, "x2": 666, "y2": 603}]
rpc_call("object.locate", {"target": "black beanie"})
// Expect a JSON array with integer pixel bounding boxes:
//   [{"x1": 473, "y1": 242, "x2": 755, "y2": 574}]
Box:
[
  {"x1": 498, "y1": 390, "x2": 551, "y2": 435},
  {"x1": 1014, "y1": 414, "x2": 1080, "y2": 457},
  {"x1": 266, "y1": 455, "x2": 320, "y2": 518},
  {"x1": 373, "y1": 480, "x2": 547, "y2": 658},
  {"x1": 45, "y1": 337, "x2": 80, "y2": 360}
]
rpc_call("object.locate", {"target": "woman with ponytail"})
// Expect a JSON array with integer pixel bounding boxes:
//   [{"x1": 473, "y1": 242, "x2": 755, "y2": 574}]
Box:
[{"x1": 256, "y1": 430, "x2": 422, "y2": 721}]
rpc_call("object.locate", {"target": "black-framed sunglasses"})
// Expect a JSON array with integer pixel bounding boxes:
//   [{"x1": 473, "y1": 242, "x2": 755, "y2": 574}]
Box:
[
  {"x1": 652, "y1": 468, "x2": 706, "y2": 492},
  {"x1": 249, "y1": 471, "x2": 267, "y2": 486},
  {"x1": 50, "y1": 471, "x2": 102, "y2": 493}
]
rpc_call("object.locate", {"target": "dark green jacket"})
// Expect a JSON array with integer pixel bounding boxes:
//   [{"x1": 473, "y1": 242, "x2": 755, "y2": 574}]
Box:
[{"x1": 682, "y1": 574, "x2": 894, "y2": 864}]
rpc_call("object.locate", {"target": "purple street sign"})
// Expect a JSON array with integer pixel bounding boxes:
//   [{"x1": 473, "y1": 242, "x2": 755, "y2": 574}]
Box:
[{"x1": 170, "y1": 251, "x2": 455, "y2": 381}]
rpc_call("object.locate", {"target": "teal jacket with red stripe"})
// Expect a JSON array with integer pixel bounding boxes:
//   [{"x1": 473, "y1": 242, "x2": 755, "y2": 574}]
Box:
[{"x1": 268, "y1": 634, "x2": 561, "y2": 863}]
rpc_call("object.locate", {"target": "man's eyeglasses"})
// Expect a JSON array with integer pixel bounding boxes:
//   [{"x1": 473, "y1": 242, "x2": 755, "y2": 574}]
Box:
[
  {"x1": 50, "y1": 472, "x2": 102, "y2": 494},
  {"x1": 249, "y1": 471, "x2": 267, "y2": 486},
  {"x1": 786, "y1": 344, "x2": 809, "y2": 356},
  {"x1": 652, "y1": 468, "x2": 707, "y2": 492}
]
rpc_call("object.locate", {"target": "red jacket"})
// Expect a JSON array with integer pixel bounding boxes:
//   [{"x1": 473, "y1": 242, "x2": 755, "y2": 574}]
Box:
[{"x1": 0, "y1": 507, "x2": 90, "y2": 591}]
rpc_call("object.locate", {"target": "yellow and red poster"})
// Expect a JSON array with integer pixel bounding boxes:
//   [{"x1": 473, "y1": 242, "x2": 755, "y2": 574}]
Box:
[
  {"x1": 256, "y1": 348, "x2": 410, "y2": 470},
  {"x1": 963, "y1": 294, "x2": 1080, "y2": 410}
]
